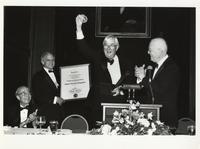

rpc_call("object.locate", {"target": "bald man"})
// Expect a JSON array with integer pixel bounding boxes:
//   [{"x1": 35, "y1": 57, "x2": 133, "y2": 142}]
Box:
[
  {"x1": 32, "y1": 52, "x2": 64, "y2": 128},
  {"x1": 135, "y1": 37, "x2": 180, "y2": 127}
]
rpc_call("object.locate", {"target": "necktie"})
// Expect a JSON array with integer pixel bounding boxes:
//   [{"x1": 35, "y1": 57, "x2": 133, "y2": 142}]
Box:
[
  {"x1": 20, "y1": 105, "x2": 29, "y2": 111},
  {"x1": 48, "y1": 70, "x2": 54, "y2": 73},
  {"x1": 108, "y1": 59, "x2": 114, "y2": 65},
  {"x1": 153, "y1": 63, "x2": 158, "y2": 68}
]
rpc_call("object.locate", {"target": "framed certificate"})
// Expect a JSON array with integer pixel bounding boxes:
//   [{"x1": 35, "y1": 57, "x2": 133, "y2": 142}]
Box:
[{"x1": 60, "y1": 64, "x2": 91, "y2": 100}]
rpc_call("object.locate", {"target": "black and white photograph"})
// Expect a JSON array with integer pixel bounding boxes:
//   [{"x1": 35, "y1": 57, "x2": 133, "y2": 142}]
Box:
[{"x1": 1, "y1": 0, "x2": 199, "y2": 149}]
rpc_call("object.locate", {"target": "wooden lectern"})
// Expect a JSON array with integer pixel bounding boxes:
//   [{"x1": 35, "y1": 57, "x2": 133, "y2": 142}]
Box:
[{"x1": 101, "y1": 103, "x2": 162, "y2": 124}]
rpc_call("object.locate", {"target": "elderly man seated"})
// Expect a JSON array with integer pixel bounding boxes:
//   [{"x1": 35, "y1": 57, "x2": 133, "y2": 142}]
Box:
[{"x1": 7, "y1": 86, "x2": 37, "y2": 128}]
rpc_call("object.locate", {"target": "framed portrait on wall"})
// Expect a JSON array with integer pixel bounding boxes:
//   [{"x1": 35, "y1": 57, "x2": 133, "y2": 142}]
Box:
[{"x1": 95, "y1": 7, "x2": 151, "y2": 38}]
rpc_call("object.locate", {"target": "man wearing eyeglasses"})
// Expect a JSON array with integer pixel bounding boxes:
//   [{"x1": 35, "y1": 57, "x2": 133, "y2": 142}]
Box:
[
  {"x1": 7, "y1": 86, "x2": 37, "y2": 128},
  {"x1": 75, "y1": 14, "x2": 135, "y2": 128}
]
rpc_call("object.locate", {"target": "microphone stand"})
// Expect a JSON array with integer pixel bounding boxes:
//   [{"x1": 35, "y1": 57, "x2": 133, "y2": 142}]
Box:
[{"x1": 148, "y1": 79, "x2": 155, "y2": 104}]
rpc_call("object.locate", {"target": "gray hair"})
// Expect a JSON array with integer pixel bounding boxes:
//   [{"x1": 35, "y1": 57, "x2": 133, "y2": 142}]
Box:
[
  {"x1": 103, "y1": 35, "x2": 120, "y2": 50},
  {"x1": 40, "y1": 51, "x2": 55, "y2": 61},
  {"x1": 15, "y1": 86, "x2": 30, "y2": 98}
]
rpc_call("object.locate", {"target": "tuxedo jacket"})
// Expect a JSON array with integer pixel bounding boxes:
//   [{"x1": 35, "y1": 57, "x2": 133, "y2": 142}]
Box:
[
  {"x1": 31, "y1": 68, "x2": 64, "y2": 126},
  {"x1": 7, "y1": 103, "x2": 36, "y2": 128},
  {"x1": 77, "y1": 39, "x2": 135, "y2": 106},
  {"x1": 140, "y1": 57, "x2": 180, "y2": 127}
]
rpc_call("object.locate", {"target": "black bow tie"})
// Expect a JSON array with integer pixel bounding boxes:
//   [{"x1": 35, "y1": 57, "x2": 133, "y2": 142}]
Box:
[
  {"x1": 153, "y1": 63, "x2": 158, "y2": 68},
  {"x1": 107, "y1": 59, "x2": 114, "y2": 65},
  {"x1": 48, "y1": 70, "x2": 54, "y2": 73},
  {"x1": 20, "y1": 105, "x2": 29, "y2": 111}
]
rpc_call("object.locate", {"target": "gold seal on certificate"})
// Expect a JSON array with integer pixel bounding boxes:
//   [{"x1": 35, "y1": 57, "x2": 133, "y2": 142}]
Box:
[{"x1": 60, "y1": 64, "x2": 90, "y2": 100}]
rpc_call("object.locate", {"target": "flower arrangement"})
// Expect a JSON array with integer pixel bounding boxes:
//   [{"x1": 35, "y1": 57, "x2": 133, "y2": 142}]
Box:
[{"x1": 89, "y1": 101, "x2": 172, "y2": 135}]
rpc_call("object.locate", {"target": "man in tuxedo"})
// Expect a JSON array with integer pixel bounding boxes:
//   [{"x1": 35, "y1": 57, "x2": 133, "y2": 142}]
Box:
[
  {"x1": 75, "y1": 14, "x2": 135, "y2": 127},
  {"x1": 135, "y1": 37, "x2": 180, "y2": 127},
  {"x1": 31, "y1": 52, "x2": 64, "y2": 127},
  {"x1": 7, "y1": 86, "x2": 37, "y2": 128}
]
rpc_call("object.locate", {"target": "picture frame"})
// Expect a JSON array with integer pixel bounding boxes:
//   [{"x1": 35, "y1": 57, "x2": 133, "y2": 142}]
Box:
[
  {"x1": 95, "y1": 7, "x2": 151, "y2": 38},
  {"x1": 60, "y1": 64, "x2": 91, "y2": 100}
]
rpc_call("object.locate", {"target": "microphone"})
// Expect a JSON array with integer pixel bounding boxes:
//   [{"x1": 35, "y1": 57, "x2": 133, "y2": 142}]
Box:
[
  {"x1": 146, "y1": 65, "x2": 153, "y2": 82},
  {"x1": 146, "y1": 65, "x2": 155, "y2": 104}
]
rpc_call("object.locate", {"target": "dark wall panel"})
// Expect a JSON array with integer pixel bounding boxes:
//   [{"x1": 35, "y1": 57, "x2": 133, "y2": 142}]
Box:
[{"x1": 4, "y1": 6, "x2": 31, "y2": 124}]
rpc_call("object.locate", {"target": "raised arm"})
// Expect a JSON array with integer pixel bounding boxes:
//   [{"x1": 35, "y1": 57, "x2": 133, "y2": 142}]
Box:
[{"x1": 75, "y1": 14, "x2": 99, "y2": 61}]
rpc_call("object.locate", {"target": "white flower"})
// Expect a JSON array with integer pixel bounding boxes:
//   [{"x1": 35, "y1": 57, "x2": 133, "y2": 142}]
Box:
[
  {"x1": 113, "y1": 111, "x2": 119, "y2": 117},
  {"x1": 101, "y1": 124, "x2": 112, "y2": 135},
  {"x1": 125, "y1": 119, "x2": 134, "y2": 126},
  {"x1": 110, "y1": 127, "x2": 120, "y2": 135},
  {"x1": 110, "y1": 129, "x2": 118, "y2": 135},
  {"x1": 115, "y1": 126, "x2": 120, "y2": 131},
  {"x1": 156, "y1": 120, "x2": 164, "y2": 125},
  {"x1": 137, "y1": 118, "x2": 150, "y2": 127},
  {"x1": 125, "y1": 115, "x2": 130, "y2": 120},
  {"x1": 125, "y1": 124, "x2": 129, "y2": 128},
  {"x1": 139, "y1": 112, "x2": 145, "y2": 118},
  {"x1": 147, "y1": 112, "x2": 153, "y2": 120},
  {"x1": 151, "y1": 122, "x2": 156, "y2": 130},
  {"x1": 135, "y1": 101, "x2": 140, "y2": 107},
  {"x1": 147, "y1": 129, "x2": 154, "y2": 135},
  {"x1": 129, "y1": 104, "x2": 137, "y2": 110},
  {"x1": 119, "y1": 118, "x2": 124, "y2": 123}
]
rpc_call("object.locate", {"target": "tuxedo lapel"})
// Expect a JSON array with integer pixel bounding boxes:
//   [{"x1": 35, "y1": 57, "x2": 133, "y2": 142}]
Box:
[
  {"x1": 42, "y1": 69, "x2": 58, "y2": 89},
  {"x1": 101, "y1": 61, "x2": 112, "y2": 84},
  {"x1": 153, "y1": 57, "x2": 170, "y2": 79}
]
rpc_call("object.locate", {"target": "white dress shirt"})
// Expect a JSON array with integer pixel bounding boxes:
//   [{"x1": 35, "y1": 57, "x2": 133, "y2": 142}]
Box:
[
  {"x1": 44, "y1": 67, "x2": 59, "y2": 104},
  {"x1": 107, "y1": 56, "x2": 121, "y2": 85},
  {"x1": 20, "y1": 105, "x2": 28, "y2": 127}
]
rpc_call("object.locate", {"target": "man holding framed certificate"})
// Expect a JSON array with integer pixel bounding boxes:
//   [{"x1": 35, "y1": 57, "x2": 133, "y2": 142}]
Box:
[{"x1": 31, "y1": 52, "x2": 65, "y2": 127}]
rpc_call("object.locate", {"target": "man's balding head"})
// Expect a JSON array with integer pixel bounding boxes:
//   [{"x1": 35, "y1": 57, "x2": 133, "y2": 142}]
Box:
[{"x1": 148, "y1": 38, "x2": 168, "y2": 63}]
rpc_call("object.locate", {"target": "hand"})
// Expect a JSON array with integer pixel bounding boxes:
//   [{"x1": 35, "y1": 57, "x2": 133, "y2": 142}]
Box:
[
  {"x1": 19, "y1": 110, "x2": 38, "y2": 128},
  {"x1": 28, "y1": 112, "x2": 37, "y2": 122},
  {"x1": 20, "y1": 121, "x2": 27, "y2": 128},
  {"x1": 112, "y1": 86, "x2": 124, "y2": 96},
  {"x1": 76, "y1": 14, "x2": 87, "y2": 31},
  {"x1": 134, "y1": 64, "x2": 146, "y2": 80},
  {"x1": 56, "y1": 97, "x2": 64, "y2": 106}
]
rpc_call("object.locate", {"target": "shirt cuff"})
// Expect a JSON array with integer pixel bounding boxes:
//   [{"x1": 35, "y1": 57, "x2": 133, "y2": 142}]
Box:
[
  {"x1": 76, "y1": 30, "x2": 84, "y2": 40},
  {"x1": 53, "y1": 96, "x2": 57, "y2": 104}
]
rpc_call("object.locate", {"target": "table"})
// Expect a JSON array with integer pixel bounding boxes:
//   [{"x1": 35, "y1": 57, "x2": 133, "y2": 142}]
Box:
[{"x1": 3, "y1": 127, "x2": 73, "y2": 135}]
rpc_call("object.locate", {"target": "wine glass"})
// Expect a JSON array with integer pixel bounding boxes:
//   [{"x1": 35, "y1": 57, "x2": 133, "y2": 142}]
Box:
[
  {"x1": 187, "y1": 125, "x2": 195, "y2": 135},
  {"x1": 49, "y1": 121, "x2": 59, "y2": 134},
  {"x1": 35, "y1": 116, "x2": 46, "y2": 134}
]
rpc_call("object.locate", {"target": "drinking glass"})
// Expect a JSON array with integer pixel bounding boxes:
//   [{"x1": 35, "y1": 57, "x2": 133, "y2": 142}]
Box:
[
  {"x1": 35, "y1": 116, "x2": 46, "y2": 134},
  {"x1": 187, "y1": 125, "x2": 195, "y2": 135},
  {"x1": 49, "y1": 121, "x2": 59, "y2": 134}
]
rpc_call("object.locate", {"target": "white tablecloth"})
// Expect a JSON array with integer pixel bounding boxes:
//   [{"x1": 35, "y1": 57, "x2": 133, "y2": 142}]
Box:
[{"x1": 3, "y1": 127, "x2": 72, "y2": 135}]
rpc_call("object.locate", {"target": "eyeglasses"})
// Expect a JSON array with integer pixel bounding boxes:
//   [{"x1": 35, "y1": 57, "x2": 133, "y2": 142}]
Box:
[
  {"x1": 103, "y1": 44, "x2": 117, "y2": 49},
  {"x1": 17, "y1": 91, "x2": 30, "y2": 96}
]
